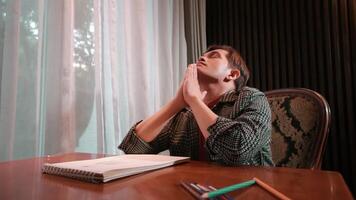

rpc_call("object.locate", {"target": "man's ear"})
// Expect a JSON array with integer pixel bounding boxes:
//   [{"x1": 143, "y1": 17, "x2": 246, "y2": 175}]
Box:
[{"x1": 225, "y1": 69, "x2": 240, "y2": 81}]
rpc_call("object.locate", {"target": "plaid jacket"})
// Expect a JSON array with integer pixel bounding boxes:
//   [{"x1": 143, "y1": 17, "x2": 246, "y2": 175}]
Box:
[{"x1": 119, "y1": 87, "x2": 274, "y2": 166}]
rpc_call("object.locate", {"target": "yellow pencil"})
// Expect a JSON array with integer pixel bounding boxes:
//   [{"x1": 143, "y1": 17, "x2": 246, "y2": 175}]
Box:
[{"x1": 253, "y1": 177, "x2": 291, "y2": 200}]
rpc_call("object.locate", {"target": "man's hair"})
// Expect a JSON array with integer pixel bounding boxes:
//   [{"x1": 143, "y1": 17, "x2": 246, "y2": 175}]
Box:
[{"x1": 206, "y1": 45, "x2": 250, "y2": 91}]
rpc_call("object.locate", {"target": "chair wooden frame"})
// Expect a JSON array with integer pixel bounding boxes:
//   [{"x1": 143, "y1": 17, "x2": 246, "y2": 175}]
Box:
[{"x1": 265, "y1": 88, "x2": 331, "y2": 169}]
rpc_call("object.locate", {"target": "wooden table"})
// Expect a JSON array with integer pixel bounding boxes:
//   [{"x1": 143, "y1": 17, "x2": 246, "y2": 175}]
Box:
[{"x1": 0, "y1": 153, "x2": 353, "y2": 199}]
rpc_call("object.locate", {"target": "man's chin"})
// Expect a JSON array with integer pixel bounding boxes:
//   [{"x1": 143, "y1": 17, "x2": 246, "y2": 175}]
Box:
[
  {"x1": 196, "y1": 66, "x2": 205, "y2": 72},
  {"x1": 196, "y1": 63, "x2": 205, "y2": 68}
]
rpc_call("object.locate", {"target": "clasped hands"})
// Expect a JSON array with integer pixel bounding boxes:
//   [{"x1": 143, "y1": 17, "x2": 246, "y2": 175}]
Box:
[{"x1": 174, "y1": 64, "x2": 207, "y2": 109}]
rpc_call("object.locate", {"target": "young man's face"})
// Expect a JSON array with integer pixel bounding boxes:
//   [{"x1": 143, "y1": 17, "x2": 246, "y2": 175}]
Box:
[{"x1": 196, "y1": 49, "x2": 231, "y2": 81}]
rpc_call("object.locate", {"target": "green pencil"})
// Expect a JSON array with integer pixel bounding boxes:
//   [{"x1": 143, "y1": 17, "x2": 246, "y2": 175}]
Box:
[{"x1": 201, "y1": 179, "x2": 256, "y2": 199}]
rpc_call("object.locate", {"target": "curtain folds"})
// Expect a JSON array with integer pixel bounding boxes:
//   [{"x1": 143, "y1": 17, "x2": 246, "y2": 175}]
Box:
[
  {"x1": 0, "y1": 0, "x2": 21, "y2": 160},
  {"x1": 184, "y1": 0, "x2": 206, "y2": 64},
  {"x1": 0, "y1": 0, "x2": 187, "y2": 161}
]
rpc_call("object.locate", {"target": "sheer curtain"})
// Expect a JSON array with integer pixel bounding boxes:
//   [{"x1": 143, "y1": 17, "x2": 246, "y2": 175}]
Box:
[{"x1": 0, "y1": 0, "x2": 186, "y2": 161}]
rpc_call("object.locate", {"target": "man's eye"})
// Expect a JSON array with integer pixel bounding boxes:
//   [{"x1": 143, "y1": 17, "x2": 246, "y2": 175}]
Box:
[{"x1": 210, "y1": 53, "x2": 219, "y2": 58}]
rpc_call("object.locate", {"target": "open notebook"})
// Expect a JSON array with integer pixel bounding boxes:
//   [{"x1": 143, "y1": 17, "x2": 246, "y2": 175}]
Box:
[{"x1": 42, "y1": 154, "x2": 189, "y2": 183}]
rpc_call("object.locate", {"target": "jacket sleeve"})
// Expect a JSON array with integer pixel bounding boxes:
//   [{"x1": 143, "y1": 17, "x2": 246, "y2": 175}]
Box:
[
  {"x1": 205, "y1": 91, "x2": 272, "y2": 165},
  {"x1": 118, "y1": 121, "x2": 156, "y2": 154},
  {"x1": 118, "y1": 113, "x2": 180, "y2": 154}
]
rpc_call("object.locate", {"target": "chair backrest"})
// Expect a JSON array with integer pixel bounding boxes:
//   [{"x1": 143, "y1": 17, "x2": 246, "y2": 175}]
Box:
[{"x1": 265, "y1": 88, "x2": 331, "y2": 169}]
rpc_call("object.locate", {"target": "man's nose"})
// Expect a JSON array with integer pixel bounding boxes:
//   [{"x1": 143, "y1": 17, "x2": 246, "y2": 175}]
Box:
[{"x1": 198, "y1": 56, "x2": 206, "y2": 62}]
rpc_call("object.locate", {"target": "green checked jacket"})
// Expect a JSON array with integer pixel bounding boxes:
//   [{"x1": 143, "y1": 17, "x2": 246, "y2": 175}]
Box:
[{"x1": 119, "y1": 87, "x2": 274, "y2": 166}]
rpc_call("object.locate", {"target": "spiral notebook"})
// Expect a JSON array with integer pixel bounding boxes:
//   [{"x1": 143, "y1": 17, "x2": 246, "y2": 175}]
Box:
[{"x1": 42, "y1": 154, "x2": 189, "y2": 183}]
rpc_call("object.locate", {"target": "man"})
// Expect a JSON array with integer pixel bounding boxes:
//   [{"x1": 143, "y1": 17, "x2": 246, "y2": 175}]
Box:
[{"x1": 119, "y1": 45, "x2": 273, "y2": 166}]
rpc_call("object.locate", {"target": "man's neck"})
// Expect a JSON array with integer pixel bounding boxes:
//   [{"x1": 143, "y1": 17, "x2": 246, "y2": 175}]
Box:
[{"x1": 200, "y1": 82, "x2": 235, "y2": 104}]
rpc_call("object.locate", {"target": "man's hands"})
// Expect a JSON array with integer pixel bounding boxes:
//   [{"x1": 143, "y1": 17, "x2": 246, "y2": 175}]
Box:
[
  {"x1": 181, "y1": 64, "x2": 207, "y2": 106},
  {"x1": 181, "y1": 64, "x2": 217, "y2": 139},
  {"x1": 174, "y1": 64, "x2": 207, "y2": 109},
  {"x1": 136, "y1": 64, "x2": 212, "y2": 142},
  {"x1": 173, "y1": 80, "x2": 187, "y2": 110}
]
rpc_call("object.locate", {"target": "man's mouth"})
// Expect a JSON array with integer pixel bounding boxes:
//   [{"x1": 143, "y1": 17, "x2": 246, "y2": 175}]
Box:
[{"x1": 196, "y1": 62, "x2": 206, "y2": 67}]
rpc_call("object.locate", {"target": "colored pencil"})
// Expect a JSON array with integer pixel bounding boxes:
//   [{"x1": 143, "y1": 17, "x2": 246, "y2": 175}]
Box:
[
  {"x1": 253, "y1": 177, "x2": 291, "y2": 200},
  {"x1": 208, "y1": 185, "x2": 234, "y2": 200},
  {"x1": 201, "y1": 179, "x2": 256, "y2": 199},
  {"x1": 180, "y1": 181, "x2": 201, "y2": 199}
]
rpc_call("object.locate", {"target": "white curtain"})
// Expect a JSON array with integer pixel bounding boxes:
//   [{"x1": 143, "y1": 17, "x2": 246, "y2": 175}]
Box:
[{"x1": 0, "y1": 0, "x2": 187, "y2": 161}]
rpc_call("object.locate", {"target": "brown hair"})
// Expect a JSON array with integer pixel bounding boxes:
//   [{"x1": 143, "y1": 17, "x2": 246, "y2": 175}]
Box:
[{"x1": 205, "y1": 45, "x2": 250, "y2": 91}]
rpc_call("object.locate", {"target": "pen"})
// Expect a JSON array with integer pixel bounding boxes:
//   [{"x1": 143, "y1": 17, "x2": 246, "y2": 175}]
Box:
[{"x1": 201, "y1": 179, "x2": 256, "y2": 199}]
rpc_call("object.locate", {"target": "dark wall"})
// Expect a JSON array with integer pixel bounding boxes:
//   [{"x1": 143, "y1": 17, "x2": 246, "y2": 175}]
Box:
[{"x1": 206, "y1": 0, "x2": 356, "y2": 195}]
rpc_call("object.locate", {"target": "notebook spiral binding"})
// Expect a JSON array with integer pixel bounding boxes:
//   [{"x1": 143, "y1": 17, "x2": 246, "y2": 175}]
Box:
[{"x1": 42, "y1": 165, "x2": 104, "y2": 183}]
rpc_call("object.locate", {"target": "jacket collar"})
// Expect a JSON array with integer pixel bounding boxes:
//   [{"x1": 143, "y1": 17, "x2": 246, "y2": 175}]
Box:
[
  {"x1": 184, "y1": 88, "x2": 239, "y2": 112},
  {"x1": 219, "y1": 89, "x2": 239, "y2": 103}
]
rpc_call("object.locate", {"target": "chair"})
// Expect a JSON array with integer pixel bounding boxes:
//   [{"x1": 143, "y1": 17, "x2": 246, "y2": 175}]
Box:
[{"x1": 265, "y1": 88, "x2": 331, "y2": 169}]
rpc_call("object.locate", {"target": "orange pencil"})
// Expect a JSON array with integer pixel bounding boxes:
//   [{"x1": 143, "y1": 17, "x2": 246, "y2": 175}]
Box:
[{"x1": 253, "y1": 177, "x2": 291, "y2": 200}]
